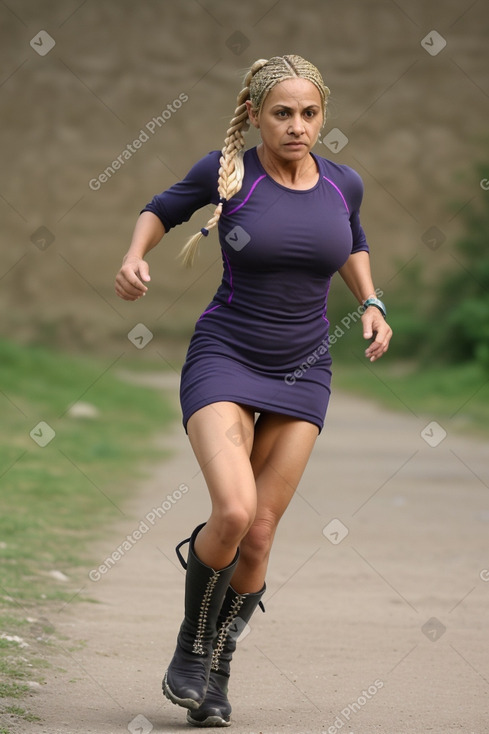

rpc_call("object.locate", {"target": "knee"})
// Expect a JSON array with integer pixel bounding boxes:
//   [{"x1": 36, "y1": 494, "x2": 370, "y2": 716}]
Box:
[
  {"x1": 240, "y1": 518, "x2": 276, "y2": 563},
  {"x1": 212, "y1": 505, "x2": 255, "y2": 547}
]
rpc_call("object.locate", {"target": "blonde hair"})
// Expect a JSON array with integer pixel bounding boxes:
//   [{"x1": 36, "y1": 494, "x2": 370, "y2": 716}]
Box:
[{"x1": 180, "y1": 55, "x2": 330, "y2": 267}]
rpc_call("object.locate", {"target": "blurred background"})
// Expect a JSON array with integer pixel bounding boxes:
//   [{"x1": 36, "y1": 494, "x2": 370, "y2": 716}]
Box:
[
  {"x1": 1, "y1": 0, "x2": 488, "y2": 373},
  {"x1": 1, "y1": 5, "x2": 489, "y2": 729}
]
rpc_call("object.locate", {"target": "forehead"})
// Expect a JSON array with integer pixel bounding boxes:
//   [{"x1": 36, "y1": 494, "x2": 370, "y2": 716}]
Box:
[{"x1": 264, "y1": 77, "x2": 322, "y2": 108}]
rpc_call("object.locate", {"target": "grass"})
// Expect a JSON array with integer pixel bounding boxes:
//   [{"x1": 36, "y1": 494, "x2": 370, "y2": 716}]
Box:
[
  {"x1": 1, "y1": 335, "x2": 487, "y2": 732},
  {"x1": 324, "y1": 285, "x2": 489, "y2": 435},
  {"x1": 332, "y1": 350, "x2": 489, "y2": 436},
  {"x1": 0, "y1": 338, "x2": 175, "y2": 731}
]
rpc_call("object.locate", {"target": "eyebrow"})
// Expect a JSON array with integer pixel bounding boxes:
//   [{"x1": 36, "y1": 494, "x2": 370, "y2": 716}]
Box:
[{"x1": 270, "y1": 103, "x2": 321, "y2": 111}]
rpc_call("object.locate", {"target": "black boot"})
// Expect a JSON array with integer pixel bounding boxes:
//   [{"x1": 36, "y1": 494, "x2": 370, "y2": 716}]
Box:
[
  {"x1": 162, "y1": 524, "x2": 239, "y2": 710},
  {"x1": 187, "y1": 583, "x2": 266, "y2": 727}
]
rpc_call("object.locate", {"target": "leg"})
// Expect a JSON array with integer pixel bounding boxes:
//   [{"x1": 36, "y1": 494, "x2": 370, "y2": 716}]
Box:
[
  {"x1": 163, "y1": 402, "x2": 257, "y2": 710},
  {"x1": 232, "y1": 413, "x2": 319, "y2": 593},
  {"x1": 186, "y1": 402, "x2": 257, "y2": 569},
  {"x1": 187, "y1": 413, "x2": 319, "y2": 726}
]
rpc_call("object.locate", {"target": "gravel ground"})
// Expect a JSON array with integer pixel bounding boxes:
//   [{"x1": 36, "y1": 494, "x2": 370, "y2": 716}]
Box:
[{"x1": 18, "y1": 377, "x2": 489, "y2": 734}]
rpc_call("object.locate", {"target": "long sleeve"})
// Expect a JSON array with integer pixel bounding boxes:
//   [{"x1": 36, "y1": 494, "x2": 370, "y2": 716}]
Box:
[
  {"x1": 347, "y1": 169, "x2": 369, "y2": 255},
  {"x1": 141, "y1": 151, "x2": 221, "y2": 232}
]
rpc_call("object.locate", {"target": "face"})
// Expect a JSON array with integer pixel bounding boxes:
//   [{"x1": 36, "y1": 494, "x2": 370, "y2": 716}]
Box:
[{"x1": 246, "y1": 77, "x2": 324, "y2": 162}]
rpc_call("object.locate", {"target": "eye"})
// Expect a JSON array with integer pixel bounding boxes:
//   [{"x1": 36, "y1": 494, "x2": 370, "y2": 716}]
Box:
[
  {"x1": 276, "y1": 110, "x2": 289, "y2": 118},
  {"x1": 304, "y1": 109, "x2": 317, "y2": 119}
]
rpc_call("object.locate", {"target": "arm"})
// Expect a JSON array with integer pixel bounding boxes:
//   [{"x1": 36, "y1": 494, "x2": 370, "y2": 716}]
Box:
[
  {"x1": 339, "y1": 251, "x2": 393, "y2": 362},
  {"x1": 115, "y1": 152, "x2": 220, "y2": 301},
  {"x1": 115, "y1": 212, "x2": 165, "y2": 301}
]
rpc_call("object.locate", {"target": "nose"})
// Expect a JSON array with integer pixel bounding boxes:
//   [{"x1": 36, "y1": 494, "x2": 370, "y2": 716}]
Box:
[{"x1": 288, "y1": 113, "x2": 305, "y2": 136}]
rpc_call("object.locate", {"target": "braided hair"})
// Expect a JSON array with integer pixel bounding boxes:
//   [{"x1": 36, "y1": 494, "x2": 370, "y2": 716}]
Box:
[{"x1": 180, "y1": 55, "x2": 330, "y2": 267}]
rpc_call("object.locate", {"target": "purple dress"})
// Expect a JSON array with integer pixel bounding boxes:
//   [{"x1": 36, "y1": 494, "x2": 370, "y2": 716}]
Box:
[{"x1": 143, "y1": 147, "x2": 369, "y2": 432}]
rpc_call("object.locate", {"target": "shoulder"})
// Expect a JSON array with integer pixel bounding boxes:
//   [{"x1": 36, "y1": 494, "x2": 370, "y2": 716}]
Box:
[
  {"x1": 190, "y1": 146, "x2": 260, "y2": 181},
  {"x1": 186, "y1": 150, "x2": 221, "y2": 179},
  {"x1": 314, "y1": 153, "x2": 365, "y2": 208},
  {"x1": 315, "y1": 153, "x2": 364, "y2": 190}
]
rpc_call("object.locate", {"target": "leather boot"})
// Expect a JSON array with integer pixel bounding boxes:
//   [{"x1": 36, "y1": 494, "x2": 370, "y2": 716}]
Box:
[
  {"x1": 187, "y1": 583, "x2": 266, "y2": 726},
  {"x1": 162, "y1": 524, "x2": 239, "y2": 710}
]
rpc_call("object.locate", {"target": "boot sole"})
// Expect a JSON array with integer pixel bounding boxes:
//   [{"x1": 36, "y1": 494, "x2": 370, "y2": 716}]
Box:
[
  {"x1": 162, "y1": 671, "x2": 201, "y2": 711},
  {"x1": 186, "y1": 710, "x2": 231, "y2": 727}
]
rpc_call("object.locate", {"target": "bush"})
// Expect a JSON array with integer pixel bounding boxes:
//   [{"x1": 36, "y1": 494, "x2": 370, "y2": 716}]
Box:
[
  {"x1": 429, "y1": 162, "x2": 489, "y2": 370},
  {"x1": 384, "y1": 160, "x2": 489, "y2": 371}
]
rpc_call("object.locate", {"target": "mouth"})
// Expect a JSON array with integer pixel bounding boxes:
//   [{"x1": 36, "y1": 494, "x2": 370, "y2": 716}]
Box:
[{"x1": 284, "y1": 141, "x2": 307, "y2": 148}]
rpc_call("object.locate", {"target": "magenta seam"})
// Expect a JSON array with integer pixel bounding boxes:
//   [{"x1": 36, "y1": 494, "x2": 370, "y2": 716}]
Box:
[
  {"x1": 322, "y1": 176, "x2": 349, "y2": 214},
  {"x1": 198, "y1": 304, "x2": 221, "y2": 321},
  {"x1": 222, "y1": 249, "x2": 234, "y2": 304},
  {"x1": 225, "y1": 175, "x2": 267, "y2": 216}
]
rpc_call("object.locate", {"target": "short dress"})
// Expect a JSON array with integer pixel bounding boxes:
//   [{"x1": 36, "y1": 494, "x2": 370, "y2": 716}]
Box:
[{"x1": 143, "y1": 147, "x2": 369, "y2": 432}]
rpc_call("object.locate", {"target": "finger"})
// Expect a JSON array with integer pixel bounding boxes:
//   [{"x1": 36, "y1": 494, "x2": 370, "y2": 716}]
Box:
[
  {"x1": 115, "y1": 273, "x2": 146, "y2": 300},
  {"x1": 362, "y1": 312, "x2": 380, "y2": 340},
  {"x1": 122, "y1": 258, "x2": 150, "y2": 285},
  {"x1": 365, "y1": 346, "x2": 385, "y2": 362},
  {"x1": 138, "y1": 261, "x2": 151, "y2": 283},
  {"x1": 365, "y1": 330, "x2": 385, "y2": 350},
  {"x1": 120, "y1": 269, "x2": 148, "y2": 293},
  {"x1": 126, "y1": 270, "x2": 148, "y2": 291},
  {"x1": 115, "y1": 282, "x2": 140, "y2": 301},
  {"x1": 365, "y1": 333, "x2": 390, "y2": 361},
  {"x1": 363, "y1": 322, "x2": 373, "y2": 339}
]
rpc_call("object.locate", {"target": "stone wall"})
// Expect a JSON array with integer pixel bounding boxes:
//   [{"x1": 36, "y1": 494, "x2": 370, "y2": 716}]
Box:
[{"x1": 1, "y1": 0, "x2": 488, "y2": 355}]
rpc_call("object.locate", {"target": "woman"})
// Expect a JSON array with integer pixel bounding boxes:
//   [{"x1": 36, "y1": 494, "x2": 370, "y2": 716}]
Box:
[{"x1": 115, "y1": 55, "x2": 392, "y2": 728}]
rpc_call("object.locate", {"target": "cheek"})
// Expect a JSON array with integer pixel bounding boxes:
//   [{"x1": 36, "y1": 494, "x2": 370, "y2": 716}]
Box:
[
  {"x1": 260, "y1": 119, "x2": 284, "y2": 139},
  {"x1": 309, "y1": 118, "x2": 323, "y2": 136}
]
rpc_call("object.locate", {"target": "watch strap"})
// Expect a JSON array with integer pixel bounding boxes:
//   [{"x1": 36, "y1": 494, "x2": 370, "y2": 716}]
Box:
[{"x1": 362, "y1": 296, "x2": 387, "y2": 318}]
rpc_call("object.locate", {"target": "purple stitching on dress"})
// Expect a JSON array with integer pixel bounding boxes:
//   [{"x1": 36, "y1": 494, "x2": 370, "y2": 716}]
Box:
[
  {"x1": 322, "y1": 177, "x2": 349, "y2": 214},
  {"x1": 322, "y1": 279, "x2": 331, "y2": 323},
  {"x1": 222, "y1": 249, "x2": 234, "y2": 304},
  {"x1": 225, "y1": 175, "x2": 267, "y2": 216},
  {"x1": 198, "y1": 304, "x2": 221, "y2": 321}
]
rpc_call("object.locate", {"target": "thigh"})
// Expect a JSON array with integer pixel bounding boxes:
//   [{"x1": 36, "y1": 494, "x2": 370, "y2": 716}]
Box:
[
  {"x1": 250, "y1": 413, "x2": 319, "y2": 525},
  {"x1": 187, "y1": 401, "x2": 257, "y2": 513}
]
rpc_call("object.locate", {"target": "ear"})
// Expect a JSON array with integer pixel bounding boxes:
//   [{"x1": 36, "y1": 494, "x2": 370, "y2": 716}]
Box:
[{"x1": 245, "y1": 100, "x2": 260, "y2": 129}]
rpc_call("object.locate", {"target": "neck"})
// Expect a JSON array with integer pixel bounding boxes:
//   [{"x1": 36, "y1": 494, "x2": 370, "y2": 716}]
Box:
[{"x1": 256, "y1": 144, "x2": 318, "y2": 188}]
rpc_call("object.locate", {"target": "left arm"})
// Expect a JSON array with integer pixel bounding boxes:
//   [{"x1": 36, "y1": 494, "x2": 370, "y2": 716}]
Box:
[{"x1": 339, "y1": 251, "x2": 393, "y2": 362}]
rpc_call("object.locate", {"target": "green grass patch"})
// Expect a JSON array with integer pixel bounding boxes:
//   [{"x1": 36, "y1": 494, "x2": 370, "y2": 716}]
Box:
[
  {"x1": 3, "y1": 706, "x2": 40, "y2": 723},
  {"x1": 333, "y1": 353, "x2": 489, "y2": 435},
  {"x1": 0, "y1": 683, "x2": 29, "y2": 700},
  {"x1": 0, "y1": 338, "x2": 176, "y2": 727}
]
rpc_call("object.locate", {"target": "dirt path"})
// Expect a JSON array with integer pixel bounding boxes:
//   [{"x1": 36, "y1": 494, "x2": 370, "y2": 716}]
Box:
[{"x1": 20, "y1": 376, "x2": 489, "y2": 734}]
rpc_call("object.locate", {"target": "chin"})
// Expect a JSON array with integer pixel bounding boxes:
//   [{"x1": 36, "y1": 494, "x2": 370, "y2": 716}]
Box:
[
  {"x1": 284, "y1": 147, "x2": 309, "y2": 161},
  {"x1": 282, "y1": 146, "x2": 310, "y2": 157}
]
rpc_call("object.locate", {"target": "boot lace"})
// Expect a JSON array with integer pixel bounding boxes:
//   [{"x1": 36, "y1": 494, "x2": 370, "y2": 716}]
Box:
[
  {"x1": 211, "y1": 594, "x2": 246, "y2": 671},
  {"x1": 193, "y1": 571, "x2": 220, "y2": 655}
]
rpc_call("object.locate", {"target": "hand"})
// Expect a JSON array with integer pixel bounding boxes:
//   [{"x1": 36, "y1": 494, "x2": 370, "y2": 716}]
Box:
[
  {"x1": 362, "y1": 307, "x2": 392, "y2": 362},
  {"x1": 115, "y1": 257, "x2": 151, "y2": 301}
]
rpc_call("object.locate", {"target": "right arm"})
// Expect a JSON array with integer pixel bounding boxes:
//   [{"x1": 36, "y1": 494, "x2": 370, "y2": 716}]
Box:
[
  {"x1": 115, "y1": 211, "x2": 165, "y2": 301},
  {"x1": 116, "y1": 151, "x2": 221, "y2": 300}
]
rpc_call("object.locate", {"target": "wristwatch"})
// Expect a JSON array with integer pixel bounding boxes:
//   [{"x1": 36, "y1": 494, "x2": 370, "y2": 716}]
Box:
[{"x1": 362, "y1": 296, "x2": 387, "y2": 318}]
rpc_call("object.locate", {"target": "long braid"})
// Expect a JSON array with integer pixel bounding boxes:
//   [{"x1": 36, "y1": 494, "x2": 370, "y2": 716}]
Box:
[
  {"x1": 180, "y1": 59, "x2": 268, "y2": 267},
  {"x1": 179, "y1": 55, "x2": 330, "y2": 267}
]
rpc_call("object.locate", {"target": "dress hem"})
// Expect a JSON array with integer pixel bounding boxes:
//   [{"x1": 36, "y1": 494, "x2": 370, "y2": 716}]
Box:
[{"x1": 181, "y1": 394, "x2": 326, "y2": 434}]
